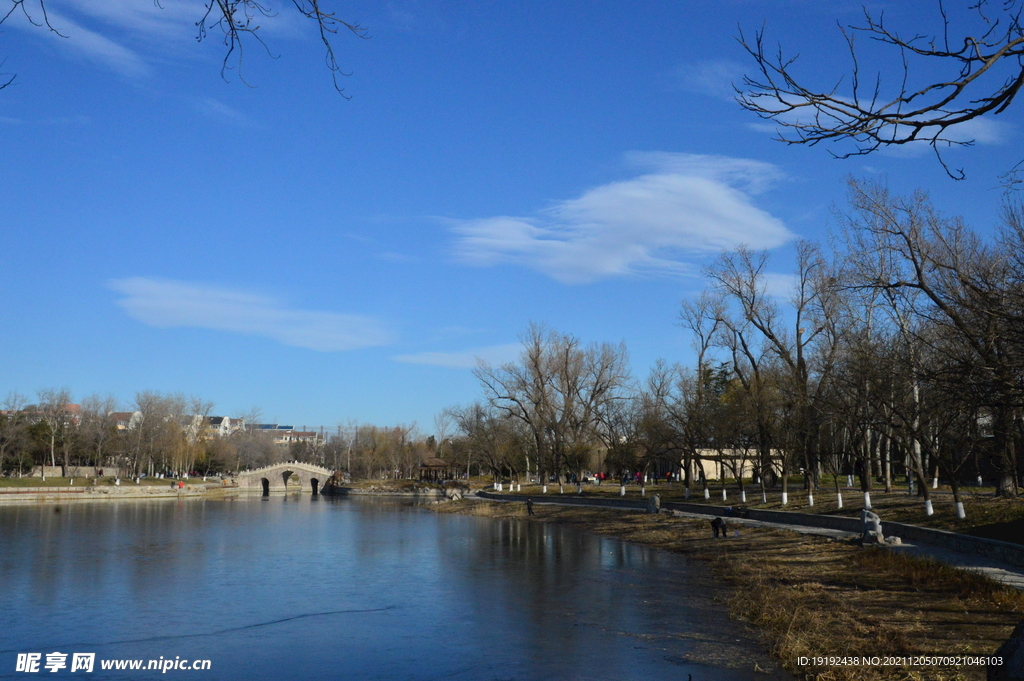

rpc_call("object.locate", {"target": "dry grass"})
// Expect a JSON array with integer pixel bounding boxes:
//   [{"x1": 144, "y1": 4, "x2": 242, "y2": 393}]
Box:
[{"x1": 434, "y1": 498, "x2": 1024, "y2": 681}]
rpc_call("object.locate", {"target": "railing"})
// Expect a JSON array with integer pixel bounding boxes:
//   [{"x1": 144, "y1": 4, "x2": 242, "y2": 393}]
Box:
[{"x1": 476, "y1": 491, "x2": 1024, "y2": 567}]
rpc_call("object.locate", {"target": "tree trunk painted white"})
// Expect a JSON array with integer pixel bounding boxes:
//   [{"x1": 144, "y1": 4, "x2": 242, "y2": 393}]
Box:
[
  {"x1": 836, "y1": 492, "x2": 843, "y2": 509},
  {"x1": 70, "y1": 479, "x2": 73, "y2": 485},
  {"x1": 781, "y1": 491, "x2": 788, "y2": 505},
  {"x1": 115, "y1": 478, "x2": 120, "y2": 486},
  {"x1": 807, "y1": 492, "x2": 814, "y2": 506},
  {"x1": 932, "y1": 476, "x2": 938, "y2": 489},
  {"x1": 558, "y1": 482, "x2": 564, "y2": 494},
  {"x1": 721, "y1": 489, "x2": 727, "y2": 500},
  {"x1": 847, "y1": 475, "x2": 853, "y2": 487},
  {"x1": 576, "y1": 484, "x2": 581, "y2": 494},
  {"x1": 684, "y1": 487, "x2": 690, "y2": 499},
  {"x1": 619, "y1": 485, "x2": 625, "y2": 496},
  {"x1": 740, "y1": 490, "x2": 747, "y2": 503},
  {"x1": 703, "y1": 488, "x2": 710, "y2": 500},
  {"x1": 517, "y1": 483, "x2": 521, "y2": 492},
  {"x1": 883, "y1": 434, "x2": 892, "y2": 492},
  {"x1": 542, "y1": 484, "x2": 547, "y2": 494},
  {"x1": 136, "y1": 477, "x2": 140, "y2": 484},
  {"x1": 497, "y1": 482, "x2": 502, "y2": 491},
  {"x1": 956, "y1": 501, "x2": 966, "y2": 520},
  {"x1": 977, "y1": 475, "x2": 984, "y2": 486},
  {"x1": 641, "y1": 485, "x2": 646, "y2": 497},
  {"x1": 761, "y1": 490, "x2": 767, "y2": 503},
  {"x1": 863, "y1": 492, "x2": 871, "y2": 510},
  {"x1": 925, "y1": 499, "x2": 934, "y2": 516}
]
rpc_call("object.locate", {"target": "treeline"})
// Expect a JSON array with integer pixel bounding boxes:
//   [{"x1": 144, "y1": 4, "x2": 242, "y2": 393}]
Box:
[
  {"x1": 442, "y1": 181, "x2": 1024, "y2": 518},
  {"x1": 321, "y1": 424, "x2": 433, "y2": 480},
  {"x1": 0, "y1": 390, "x2": 232, "y2": 477},
  {"x1": 0, "y1": 389, "x2": 435, "y2": 479}
]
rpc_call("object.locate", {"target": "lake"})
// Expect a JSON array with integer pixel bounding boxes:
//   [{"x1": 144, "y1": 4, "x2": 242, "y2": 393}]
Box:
[{"x1": 0, "y1": 495, "x2": 784, "y2": 680}]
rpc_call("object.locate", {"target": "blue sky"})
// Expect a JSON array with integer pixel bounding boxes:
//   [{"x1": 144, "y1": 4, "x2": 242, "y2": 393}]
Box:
[{"x1": 0, "y1": 1, "x2": 1019, "y2": 431}]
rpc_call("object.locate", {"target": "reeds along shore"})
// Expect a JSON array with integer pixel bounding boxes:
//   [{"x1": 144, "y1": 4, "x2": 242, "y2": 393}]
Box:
[{"x1": 434, "y1": 499, "x2": 1024, "y2": 681}]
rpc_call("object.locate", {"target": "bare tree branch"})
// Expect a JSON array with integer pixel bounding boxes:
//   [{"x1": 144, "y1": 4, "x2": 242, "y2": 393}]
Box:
[
  {"x1": 737, "y1": 2, "x2": 1024, "y2": 181},
  {"x1": 0, "y1": 0, "x2": 367, "y2": 96}
]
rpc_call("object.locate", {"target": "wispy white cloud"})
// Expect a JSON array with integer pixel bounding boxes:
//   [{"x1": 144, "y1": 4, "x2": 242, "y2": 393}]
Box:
[
  {"x1": 945, "y1": 117, "x2": 1010, "y2": 145},
  {"x1": 624, "y1": 151, "x2": 785, "y2": 194},
  {"x1": 109, "y1": 278, "x2": 393, "y2": 352},
  {"x1": 675, "y1": 60, "x2": 746, "y2": 99},
  {"x1": 868, "y1": 116, "x2": 1013, "y2": 159},
  {"x1": 59, "y1": 0, "x2": 304, "y2": 41},
  {"x1": 380, "y1": 251, "x2": 419, "y2": 262},
  {"x1": 762, "y1": 272, "x2": 798, "y2": 299},
  {"x1": 451, "y1": 152, "x2": 793, "y2": 284},
  {"x1": 193, "y1": 98, "x2": 250, "y2": 125},
  {"x1": 10, "y1": 1, "x2": 207, "y2": 80},
  {"x1": 42, "y1": 11, "x2": 149, "y2": 79},
  {"x1": 392, "y1": 343, "x2": 521, "y2": 369},
  {"x1": 10, "y1": 0, "x2": 326, "y2": 83},
  {"x1": 745, "y1": 93, "x2": 1012, "y2": 151},
  {"x1": 60, "y1": 0, "x2": 202, "y2": 39}
]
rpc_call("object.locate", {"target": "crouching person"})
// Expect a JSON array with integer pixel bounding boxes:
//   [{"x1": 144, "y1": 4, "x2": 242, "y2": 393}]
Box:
[{"x1": 710, "y1": 517, "x2": 726, "y2": 539}]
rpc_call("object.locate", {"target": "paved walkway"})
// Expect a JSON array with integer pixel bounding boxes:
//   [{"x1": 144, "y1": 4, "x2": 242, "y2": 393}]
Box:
[
  {"x1": 475, "y1": 493, "x2": 1024, "y2": 591},
  {"x1": 679, "y1": 510, "x2": 1024, "y2": 590}
]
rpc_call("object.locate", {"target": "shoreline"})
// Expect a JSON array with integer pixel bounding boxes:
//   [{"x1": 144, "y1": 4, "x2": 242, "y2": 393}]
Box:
[
  {"x1": 0, "y1": 482, "x2": 447, "y2": 505},
  {"x1": 0, "y1": 482, "x2": 445, "y2": 505},
  {"x1": 433, "y1": 495, "x2": 1024, "y2": 681},
  {"x1": 0, "y1": 483, "x2": 241, "y2": 504}
]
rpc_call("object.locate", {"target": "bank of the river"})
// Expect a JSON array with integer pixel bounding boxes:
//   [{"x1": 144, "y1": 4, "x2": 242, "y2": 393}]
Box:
[
  {"x1": 434, "y1": 497, "x2": 1024, "y2": 681},
  {"x1": 0, "y1": 481, "x2": 237, "y2": 504},
  {"x1": 505, "y1": 479, "x2": 1024, "y2": 541}
]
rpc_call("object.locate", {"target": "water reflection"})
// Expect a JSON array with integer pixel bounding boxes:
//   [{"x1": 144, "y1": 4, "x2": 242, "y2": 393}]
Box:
[{"x1": 0, "y1": 497, "x2": 783, "y2": 680}]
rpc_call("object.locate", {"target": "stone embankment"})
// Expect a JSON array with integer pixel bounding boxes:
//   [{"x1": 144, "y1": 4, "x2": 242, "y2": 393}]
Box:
[
  {"x1": 324, "y1": 483, "x2": 468, "y2": 500},
  {"x1": 0, "y1": 483, "x2": 235, "y2": 504}
]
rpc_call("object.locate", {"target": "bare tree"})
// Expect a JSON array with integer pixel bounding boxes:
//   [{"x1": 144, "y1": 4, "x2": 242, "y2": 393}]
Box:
[
  {"x1": 130, "y1": 391, "x2": 188, "y2": 478},
  {"x1": 181, "y1": 398, "x2": 215, "y2": 476},
  {"x1": 738, "y1": 2, "x2": 1024, "y2": 180},
  {"x1": 2, "y1": 0, "x2": 368, "y2": 96},
  {"x1": 704, "y1": 243, "x2": 843, "y2": 505},
  {"x1": 0, "y1": 392, "x2": 29, "y2": 476},
  {"x1": 474, "y1": 323, "x2": 630, "y2": 494},
  {"x1": 677, "y1": 291, "x2": 726, "y2": 497},
  {"x1": 35, "y1": 387, "x2": 73, "y2": 476},
  {"x1": 233, "y1": 428, "x2": 277, "y2": 470},
  {"x1": 79, "y1": 394, "x2": 119, "y2": 467}
]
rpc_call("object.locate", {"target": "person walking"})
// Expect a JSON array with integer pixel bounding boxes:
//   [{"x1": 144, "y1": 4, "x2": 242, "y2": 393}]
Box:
[{"x1": 526, "y1": 498, "x2": 535, "y2": 516}]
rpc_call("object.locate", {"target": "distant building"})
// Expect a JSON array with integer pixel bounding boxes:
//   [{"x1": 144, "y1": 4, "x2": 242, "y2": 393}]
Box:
[
  {"x1": 109, "y1": 411, "x2": 143, "y2": 431},
  {"x1": 18, "y1": 403, "x2": 82, "y2": 427},
  {"x1": 205, "y1": 416, "x2": 245, "y2": 438},
  {"x1": 251, "y1": 424, "x2": 324, "y2": 446}
]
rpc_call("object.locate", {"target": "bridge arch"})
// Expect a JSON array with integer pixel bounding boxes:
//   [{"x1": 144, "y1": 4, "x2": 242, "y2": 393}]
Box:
[{"x1": 235, "y1": 462, "x2": 335, "y2": 494}]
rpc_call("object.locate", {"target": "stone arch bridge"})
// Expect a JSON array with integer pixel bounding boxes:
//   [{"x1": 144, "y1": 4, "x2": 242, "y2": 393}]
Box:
[{"x1": 235, "y1": 462, "x2": 335, "y2": 494}]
